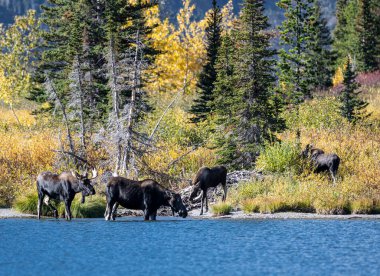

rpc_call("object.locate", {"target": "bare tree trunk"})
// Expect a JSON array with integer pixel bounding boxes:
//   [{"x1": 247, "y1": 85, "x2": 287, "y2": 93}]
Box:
[
  {"x1": 123, "y1": 29, "x2": 141, "y2": 177},
  {"x1": 46, "y1": 76, "x2": 76, "y2": 156},
  {"x1": 73, "y1": 55, "x2": 87, "y2": 154},
  {"x1": 108, "y1": 35, "x2": 122, "y2": 174},
  {"x1": 9, "y1": 103, "x2": 21, "y2": 126}
]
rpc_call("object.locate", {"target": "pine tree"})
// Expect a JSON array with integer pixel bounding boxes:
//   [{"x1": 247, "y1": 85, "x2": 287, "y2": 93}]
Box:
[
  {"x1": 334, "y1": 0, "x2": 379, "y2": 72},
  {"x1": 339, "y1": 58, "x2": 369, "y2": 123},
  {"x1": 213, "y1": 32, "x2": 238, "y2": 165},
  {"x1": 333, "y1": 0, "x2": 360, "y2": 68},
  {"x1": 356, "y1": 0, "x2": 379, "y2": 72},
  {"x1": 214, "y1": 0, "x2": 285, "y2": 168},
  {"x1": 39, "y1": 0, "x2": 107, "y2": 160},
  {"x1": 277, "y1": 0, "x2": 314, "y2": 104},
  {"x1": 189, "y1": 0, "x2": 222, "y2": 123},
  {"x1": 307, "y1": 0, "x2": 336, "y2": 90}
]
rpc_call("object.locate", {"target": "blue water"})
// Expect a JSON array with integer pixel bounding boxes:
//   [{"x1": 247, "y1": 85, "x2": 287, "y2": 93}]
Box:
[{"x1": 0, "y1": 218, "x2": 379, "y2": 275}]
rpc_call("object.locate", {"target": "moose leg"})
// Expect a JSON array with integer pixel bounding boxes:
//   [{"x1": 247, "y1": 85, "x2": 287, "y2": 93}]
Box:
[
  {"x1": 222, "y1": 183, "x2": 227, "y2": 202},
  {"x1": 330, "y1": 169, "x2": 337, "y2": 185},
  {"x1": 144, "y1": 209, "x2": 150, "y2": 221},
  {"x1": 199, "y1": 191, "x2": 204, "y2": 216},
  {"x1": 205, "y1": 193, "x2": 209, "y2": 213},
  {"x1": 37, "y1": 192, "x2": 44, "y2": 220},
  {"x1": 149, "y1": 210, "x2": 157, "y2": 221},
  {"x1": 44, "y1": 196, "x2": 58, "y2": 219},
  {"x1": 105, "y1": 199, "x2": 115, "y2": 221},
  {"x1": 111, "y1": 202, "x2": 119, "y2": 220},
  {"x1": 64, "y1": 200, "x2": 72, "y2": 221}
]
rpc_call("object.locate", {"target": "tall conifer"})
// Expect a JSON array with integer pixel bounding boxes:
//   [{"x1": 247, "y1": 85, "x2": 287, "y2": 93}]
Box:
[
  {"x1": 214, "y1": 0, "x2": 285, "y2": 168},
  {"x1": 356, "y1": 0, "x2": 379, "y2": 71},
  {"x1": 190, "y1": 0, "x2": 222, "y2": 123},
  {"x1": 307, "y1": 0, "x2": 336, "y2": 90},
  {"x1": 339, "y1": 58, "x2": 369, "y2": 123},
  {"x1": 277, "y1": 0, "x2": 314, "y2": 103}
]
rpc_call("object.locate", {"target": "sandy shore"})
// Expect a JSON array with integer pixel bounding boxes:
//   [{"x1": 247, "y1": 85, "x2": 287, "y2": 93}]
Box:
[
  {"x1": 2, "y1": 208, "x2": 380, "y2": 220},
  {"x1": 0, "y1": 208, "x2": 36, "y2": 219},
  {"x1": 188, "y1": 209, "x2": 380, "y2": 220}
]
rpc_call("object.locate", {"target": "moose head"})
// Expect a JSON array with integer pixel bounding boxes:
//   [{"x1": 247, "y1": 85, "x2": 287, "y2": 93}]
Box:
[
  {"x1": 72, "y1": 168, "x2": 97, "y2": 202},
  {"x1": 167, "y1": 192, "x2": 188, "y2": 218}
]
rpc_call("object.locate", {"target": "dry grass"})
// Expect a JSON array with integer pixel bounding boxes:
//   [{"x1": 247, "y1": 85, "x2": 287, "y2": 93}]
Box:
[
  {"x1": 239, "y1": 85, "x2": 380, "y2": 215},
  {"x1": 211, "y1": 201, "x2": 233, "y2": 216},
  {"x1": 0, "y1": 105, "x2": 58, "y2": 206}
]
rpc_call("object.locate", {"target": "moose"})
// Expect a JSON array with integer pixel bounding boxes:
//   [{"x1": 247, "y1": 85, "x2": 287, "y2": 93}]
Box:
[
  {"x1": 189, "y1": 166, "x2": 228, "y2": 215},
  {"x1": 302, "y1": 144, "x2": 340, "y2": 183},
  {"x1": 104, "y1": 176, "x2": 188, "y2": 221},
  {"x1": 37, "y1": 169, "x2": 97, "y2": 220}
]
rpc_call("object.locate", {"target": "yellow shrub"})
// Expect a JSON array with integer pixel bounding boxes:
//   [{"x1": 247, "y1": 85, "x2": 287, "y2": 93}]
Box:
[{"x1": 0, "y1": 106, "x2": 58, "y2": 206}]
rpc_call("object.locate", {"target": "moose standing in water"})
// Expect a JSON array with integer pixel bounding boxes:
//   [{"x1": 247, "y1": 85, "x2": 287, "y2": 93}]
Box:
[
  {"x1": 189, "y1": 166, "x2": 228, "y2": 215},
  {"x1": 105, "y1": 176, "x2": 188, "y2": 221},
  {"x1": 302, "y1": 144, "x2": 340, "y2": 183},
  {"x1": 36, "y1": 169, "x2": 97, "y2": 220}
]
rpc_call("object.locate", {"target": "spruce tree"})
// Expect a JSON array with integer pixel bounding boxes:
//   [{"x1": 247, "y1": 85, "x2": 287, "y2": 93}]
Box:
[
  {"x1": 356, "y1": 0, "x2": 379, "y2": 72},
  {"x1": 189, "y1": 0, "x2": 222, "y2": 123},
  {"x1": 214, "y1": 0, "x2": 285, "y2": 168},
  {"x1": 333, "y1": 0, "x2": 360, "y2": 68},
  {"x1": 213, "y1": 33, "x2": 238, "y2": 165},
  {"x1": 339, "y1": 58, "x2": 369, "y2": 123},
  {"x1": 39, "y1": 0, "x2": 103, "y2": 158},
  {"x1": 277, "y1": 0, "x2": 314, "y2": 103},
  {"x1": 307, "y1": 0, "x2": 336, "y2": 90}
]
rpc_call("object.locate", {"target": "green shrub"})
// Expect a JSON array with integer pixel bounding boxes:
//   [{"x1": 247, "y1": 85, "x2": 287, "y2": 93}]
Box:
[
  {"x1": 211, "y1": 202, "x2": 233, "y2": 216},
  {"x1": 284, "y1": 97, "x2": 345, "y2": 130},
  {"x1": 14, "y1": 192, "x2": 106, "y2": 218},
  {"x1": 256, "y1": 142, "x2": 302, "y2": 174}
]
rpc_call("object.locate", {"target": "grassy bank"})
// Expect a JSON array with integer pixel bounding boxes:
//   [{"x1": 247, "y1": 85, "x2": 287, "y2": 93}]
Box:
[{"x1": 14, "y1": 193, "x2": 106, "y2": 218}]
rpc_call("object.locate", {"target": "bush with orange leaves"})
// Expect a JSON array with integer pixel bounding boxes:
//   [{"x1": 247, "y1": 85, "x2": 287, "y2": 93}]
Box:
[{"x1": 0, "y1": 105, "x2": 58, "y2": 206}]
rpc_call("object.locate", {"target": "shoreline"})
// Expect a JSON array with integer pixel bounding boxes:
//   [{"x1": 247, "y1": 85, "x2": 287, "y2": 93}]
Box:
[
  {"x1": 2, "y1": 208, "x2": 380, "y2": 220},
  {"x1": 188, "y1": 210, "x2": 380, "y2": 220}
]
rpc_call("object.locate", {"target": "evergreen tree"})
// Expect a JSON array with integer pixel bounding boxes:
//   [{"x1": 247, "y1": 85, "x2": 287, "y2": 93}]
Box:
[
  {"x1": 356, "y1": 0, "x2": 379, "y2": 72},
  {"x1": 334, "y1": 0, "x2": 379, "y2": 71},
  {"x1": 339, "y1": 58, "x2": 369, "y2": 123},
  {"x1": 189, "y1": 0, "x2": 222, "y2": 123},
  {"x1": 39, "y1": 0, "x2": 103, "y2": 158},
  {"x1": 277, "y1": 0, "x2": 314, "y2": 104},
  {"x1": 213, "y1": 32, "x2": 238, "y2": 165},
  {"x1": 307, "y1": 0, "x2": 336, "y2": 90},
  {"x1": 214, "y1": 0, "x2": 285, "y2": 168}
]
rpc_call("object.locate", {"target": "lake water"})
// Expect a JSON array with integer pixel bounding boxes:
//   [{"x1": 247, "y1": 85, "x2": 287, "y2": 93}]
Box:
[{"x1": 0, "y1": 217, "x2": 379, "y2": 275}]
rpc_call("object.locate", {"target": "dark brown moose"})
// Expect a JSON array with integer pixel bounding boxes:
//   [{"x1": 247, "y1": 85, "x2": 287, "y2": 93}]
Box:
[
  {"x1": 302, "y1": 144, "x2": 340, "y2": 183},
  {"x1": 189, "y1": 166, "x2": 228, "y2": 215},
  {"x1": 37, "y1": 169, "x2": 97, "y2": 220},
  {"x1": 104, "y1": 177, "x2": 188, "y2": 221}
]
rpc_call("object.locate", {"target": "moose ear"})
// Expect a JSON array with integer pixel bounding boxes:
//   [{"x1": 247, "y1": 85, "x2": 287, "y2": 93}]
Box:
[{"x1": 71, "y1": 171, "x2": 82, "y2": 179}]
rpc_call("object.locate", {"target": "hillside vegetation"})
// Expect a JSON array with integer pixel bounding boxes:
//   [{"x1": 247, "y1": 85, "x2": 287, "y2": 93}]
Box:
[{"x1": 0, "y1": 0, "x2": 379, "y2": 217}]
